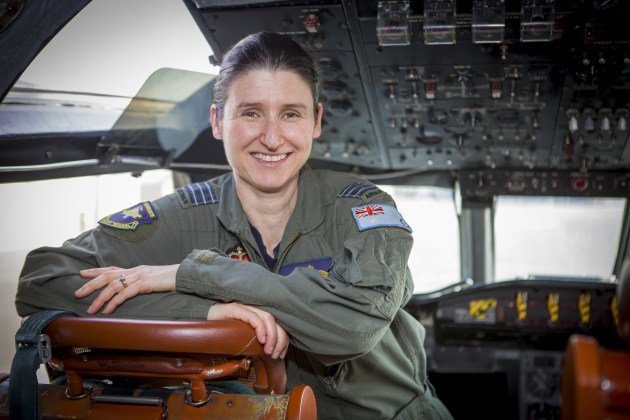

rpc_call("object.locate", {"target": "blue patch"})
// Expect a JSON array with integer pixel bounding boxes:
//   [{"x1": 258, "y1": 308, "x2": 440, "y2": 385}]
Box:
[
  {"x1": 351, "y1": 204, "x2": 412, "y2": 233},
  {"x1": 338, "y1": 182, "x2": 380, "y2": 198},
  {"x1": 98, "y1": 202, "x2": 158, "y2": 231},
  {"x1": 279, "y1": 257, "x2": 333, "y2": 277}
]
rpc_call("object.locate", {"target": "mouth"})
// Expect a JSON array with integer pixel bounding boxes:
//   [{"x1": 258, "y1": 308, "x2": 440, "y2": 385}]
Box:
[{"x1": 252, "y1": 153, "x2": 288, "y2": 162}]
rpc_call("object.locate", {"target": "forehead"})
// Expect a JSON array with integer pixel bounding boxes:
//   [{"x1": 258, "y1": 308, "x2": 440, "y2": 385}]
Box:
[{"x1": 226, "y1": 70, "x2": 314, "y2": 104}]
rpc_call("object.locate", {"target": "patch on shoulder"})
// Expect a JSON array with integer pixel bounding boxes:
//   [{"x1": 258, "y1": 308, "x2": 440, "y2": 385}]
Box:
[
  {"x1": 177, "y1": 181, "x2": 218, "y2": 208},
  {"x1": 337, "y1": 181, "x2": 382, "y2": 199},
  {"x1": 351, "y1": 204, "x2": 412, "y2": 233},
  {"x1": 98, "y1": 202, "x2": 158, "y2": 231}
]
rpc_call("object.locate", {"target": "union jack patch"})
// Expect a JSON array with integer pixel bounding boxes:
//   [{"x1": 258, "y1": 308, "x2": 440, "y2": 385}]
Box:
[
  {"x1": 98, "y1": 202, "x2": 158, "y2": 231},
  {"x1": 351, "y1": 204, "x2": 412, "y2": 232}
]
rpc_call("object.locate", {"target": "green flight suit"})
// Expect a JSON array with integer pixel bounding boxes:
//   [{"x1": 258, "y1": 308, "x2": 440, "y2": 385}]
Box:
[{"x1": 16, "y1": 167, "x2": 452, "y2": 419}]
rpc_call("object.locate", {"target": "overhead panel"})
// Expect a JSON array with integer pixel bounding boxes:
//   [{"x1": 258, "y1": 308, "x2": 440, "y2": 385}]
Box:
[{"x1": 187, "y1": 0, "x2": 630, "y2": 180}]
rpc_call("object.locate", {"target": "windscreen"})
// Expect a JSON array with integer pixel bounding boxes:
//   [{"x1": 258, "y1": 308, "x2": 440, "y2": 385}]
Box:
[{"x1": 494, "y1": 196, "x2": 626, "y2": 281}]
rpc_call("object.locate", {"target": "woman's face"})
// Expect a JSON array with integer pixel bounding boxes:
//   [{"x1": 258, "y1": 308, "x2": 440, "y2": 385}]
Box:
[{"x1": 211, "y1": 69, "x2": 322, "y2": 194}]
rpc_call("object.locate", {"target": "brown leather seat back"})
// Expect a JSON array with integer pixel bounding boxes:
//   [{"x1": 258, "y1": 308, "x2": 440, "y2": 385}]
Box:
[
  {"x1": 1, "y1": 316, "x2": 318, "y2": 418},
  {"x1": 43, "y1": 317, "x2": 287, "y2": 401}
]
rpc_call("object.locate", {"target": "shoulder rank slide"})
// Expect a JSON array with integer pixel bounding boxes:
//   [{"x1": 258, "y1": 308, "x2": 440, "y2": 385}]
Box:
[
  {"x1": 177, "y1": 181, "x2": 218, "y2": 207},
  {"x1": 98, "y1": 202, "x2": 158, "y2": 231},
  {"x1": 351, "y1": 204, "x2": 412, "y2": 233},
  {"x1": 338, "y1": 181, "x2": 380, "y2": 199}
]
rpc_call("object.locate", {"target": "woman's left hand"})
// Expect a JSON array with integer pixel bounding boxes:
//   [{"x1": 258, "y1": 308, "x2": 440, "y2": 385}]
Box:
[{"x1": 75, "y1": 264, "x2": 180, "y2": 315}]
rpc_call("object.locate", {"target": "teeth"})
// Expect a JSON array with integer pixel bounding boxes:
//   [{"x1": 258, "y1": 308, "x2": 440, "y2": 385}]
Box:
[{"x1": 253, "y1": 153, "x2": 287, "y2": 162}]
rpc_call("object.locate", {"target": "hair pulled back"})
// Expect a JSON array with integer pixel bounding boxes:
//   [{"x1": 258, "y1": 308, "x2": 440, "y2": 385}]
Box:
[{"x1": 212, "y1": 32, "x2": 320, "y2": 118}]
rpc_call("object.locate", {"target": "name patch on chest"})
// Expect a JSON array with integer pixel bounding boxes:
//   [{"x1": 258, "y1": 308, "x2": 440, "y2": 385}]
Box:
[
  {"x1": 98, "y1": 202, "x2": 158, "y2": 231},
  {"x1": 351, "y1": 204, "x2": 412, "y2": 233},
  {"x1": 279, "y1": 256, "x2": 333, "y2": 277}
]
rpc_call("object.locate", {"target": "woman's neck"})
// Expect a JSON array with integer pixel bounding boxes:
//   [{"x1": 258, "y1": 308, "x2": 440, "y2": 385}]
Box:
[{"x1": 235, "y1": 178, "x2": 299, "y2": 257}]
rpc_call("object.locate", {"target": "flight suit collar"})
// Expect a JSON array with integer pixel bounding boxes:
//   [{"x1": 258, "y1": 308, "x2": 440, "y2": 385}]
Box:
[
  {"x1": 215, "y1": 166, "x2": 328, "y2": 240},
  {"x1": 215, "y1": 173, "x2": 248, "y2": 233},
  {"x1": 282, "y1": 166, "x2": 328, "y2": 239}
]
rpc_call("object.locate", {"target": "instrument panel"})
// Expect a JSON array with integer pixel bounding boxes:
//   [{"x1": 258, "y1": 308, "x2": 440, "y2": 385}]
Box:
[{"x1": 406, "y1": 279, "x2": 621, "y2": 419}]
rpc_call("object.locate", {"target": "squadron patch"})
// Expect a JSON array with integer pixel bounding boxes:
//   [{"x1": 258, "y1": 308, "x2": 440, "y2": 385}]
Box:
[
  {"x1": 351, "y1": 204, "x2": 412, "y2": 233},
  {"x1": 226, "y1": 245, "x2": 250, "y2": 261},
  {"x1": 279, "y1": 256, "x2": 333, "y2": 277},
  {"x1": 98, "y1": 202, "x2": 158, "y2": 231}
]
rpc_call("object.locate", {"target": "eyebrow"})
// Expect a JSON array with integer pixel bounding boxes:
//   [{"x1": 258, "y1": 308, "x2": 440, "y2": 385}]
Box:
[{"x1": 235, "y1": 102, "x2": 309, "y2": 111}]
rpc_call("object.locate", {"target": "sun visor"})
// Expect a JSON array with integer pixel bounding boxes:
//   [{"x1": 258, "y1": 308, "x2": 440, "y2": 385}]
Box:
[{"x1": 98, "y1": 68, "x2": 216, "y2": 168}]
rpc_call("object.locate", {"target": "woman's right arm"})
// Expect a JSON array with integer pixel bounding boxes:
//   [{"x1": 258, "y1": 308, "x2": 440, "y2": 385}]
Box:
[{"x1": 16, "y1": 199, "x2": 215, "y2": 320}]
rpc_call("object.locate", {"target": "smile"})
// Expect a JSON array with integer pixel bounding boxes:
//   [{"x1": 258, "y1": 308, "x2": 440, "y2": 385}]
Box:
[{"x1": 252, "y1": 153, "x2": 287, "y2": 162}]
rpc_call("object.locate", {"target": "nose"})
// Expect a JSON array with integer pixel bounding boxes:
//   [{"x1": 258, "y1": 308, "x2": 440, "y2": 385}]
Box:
[{"x1": 260, "y1": 119, "x2": 284, "y2": 151}]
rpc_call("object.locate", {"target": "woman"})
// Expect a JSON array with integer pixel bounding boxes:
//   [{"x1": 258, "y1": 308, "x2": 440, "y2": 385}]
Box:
[{"x1": 16, "y1": 32, "x2": 452, "y2": 419}]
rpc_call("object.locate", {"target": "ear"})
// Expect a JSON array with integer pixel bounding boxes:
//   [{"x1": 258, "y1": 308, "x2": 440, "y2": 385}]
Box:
[
  {"x1": 210, "y1": 104, "x2": 223, "y2": 140},
  {"x1": 312, "y1": 102, "x2": 323, "y2": 139}
]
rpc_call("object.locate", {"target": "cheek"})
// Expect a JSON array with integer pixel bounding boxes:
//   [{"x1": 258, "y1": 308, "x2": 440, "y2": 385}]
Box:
[{"x1": 223, "y1": 123, "x2": 260, "y2": 145}]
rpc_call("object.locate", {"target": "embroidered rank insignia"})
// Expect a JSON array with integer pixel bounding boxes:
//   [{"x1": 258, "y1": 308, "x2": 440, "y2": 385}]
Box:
[
  {"x1": 279, "y1": 256, "x2": 333, "y2": 277},
  {"x1": 177, "y1": 181, "x2": 218, "y2": 207},
  {"x1": 98, "y1": 202, "x2": 158, "y2": 231},
  {"x1": 351, "y1": 204, "x2": 412, "y2": 233},
  {"x1": 226, "y1": 245, "x2": 250, "y2": 261},
  {"x1": 338, "y1": 181, "x2": 380, "y2": 198}
]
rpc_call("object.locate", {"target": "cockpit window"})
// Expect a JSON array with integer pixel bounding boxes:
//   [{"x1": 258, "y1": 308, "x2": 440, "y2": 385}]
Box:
[
  {"x1": 13, "y1": 0, "x2": 214, "y2": 97},
  {"x1": 0, "y1": 0, "x2": 215, "y2": 137},
  {"x1": 380, "y1": 185, "x2": 460, "y2": 293},
  {"x1": 494, "y1": 196, "x2": 626, "y2": 282}
]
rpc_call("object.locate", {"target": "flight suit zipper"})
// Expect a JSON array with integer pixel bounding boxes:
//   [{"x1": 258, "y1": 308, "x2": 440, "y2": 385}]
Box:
[{"x1": 273, "y1": 230, "x2": 302, "y2": 273}]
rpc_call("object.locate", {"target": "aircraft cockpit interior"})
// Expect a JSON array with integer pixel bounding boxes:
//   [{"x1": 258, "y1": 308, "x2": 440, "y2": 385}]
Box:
[
  {"x1": 1, "y1": 0, "x2": 630, "y2": 419},
  {"x1": 182, "y1": 3, "x2": 630, "y2": 416}
]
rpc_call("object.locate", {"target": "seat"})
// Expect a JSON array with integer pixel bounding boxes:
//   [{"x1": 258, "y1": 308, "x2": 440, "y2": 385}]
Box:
[
  {"x1": 0, "y1": 316, "x2": 316, "y2": 419},
  {"x1": 561, "y1": 265, "x2": 630, "y2": 420}
]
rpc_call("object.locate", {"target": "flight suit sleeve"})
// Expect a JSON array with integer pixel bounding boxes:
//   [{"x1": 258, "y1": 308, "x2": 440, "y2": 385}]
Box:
[
  {"x1": 176, "y1": 196, "x2": 414, "y2": 364},
  {"x1": 15, "y1": 199, "x2": 214, "y2": 320}
]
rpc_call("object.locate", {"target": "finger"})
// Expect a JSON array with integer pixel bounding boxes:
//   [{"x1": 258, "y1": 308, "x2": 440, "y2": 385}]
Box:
[
  {"x1": 272, "y1": 325, "x2": 289, "y2": 359},
  {"x1": 76, "y1": 267, "x2": 121, "y2": 297},
  {"x1": 85, "y1": 273, "x2": 128, "y2": 314},
  {"x1": 86, "y1": 283, "x2": 121, "y2": 314},
  {"x1": 79, "y1": 266, "x2": 119, "y2": 278},
  {"x1": 238, "y1": 306, "x2": 270, "y2": 346},
  {"x1": 246, "y1": 306, "x2": 278, "y2": 354},
  {"x1": 75, "y1": 277, "x2": 110, "y2": 298},
  {"x1": 102, "y1": 284, "x2": 138, "y2": 315}
]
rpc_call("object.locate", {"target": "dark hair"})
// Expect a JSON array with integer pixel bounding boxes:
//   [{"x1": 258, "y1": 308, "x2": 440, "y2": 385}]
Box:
[{"x1": 213, "y1": 32, "x2": 320, "y2": 119}]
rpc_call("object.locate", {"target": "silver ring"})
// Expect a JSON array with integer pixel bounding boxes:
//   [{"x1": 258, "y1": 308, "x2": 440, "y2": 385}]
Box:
[{"x1": 118, "y1": 274, "x2": 128, "y2": 288}]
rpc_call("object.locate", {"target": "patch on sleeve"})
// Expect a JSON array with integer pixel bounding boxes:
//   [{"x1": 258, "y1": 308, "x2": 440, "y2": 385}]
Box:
[
  {"x1": 338, "y1": 181, "x2": 381, "y2": 199},
  {"x1": 177, "y1": 181, "x2": 218, "y2": 208},
  {"x1": 279, "y1": 256, "x2": 333, "y2": 277},
  {"x1": 98, "y1": 202, "x2": 158, "y2": 231},
  {"x1": 351, "y1": 204, "x2": 412, "y2": 233}
]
